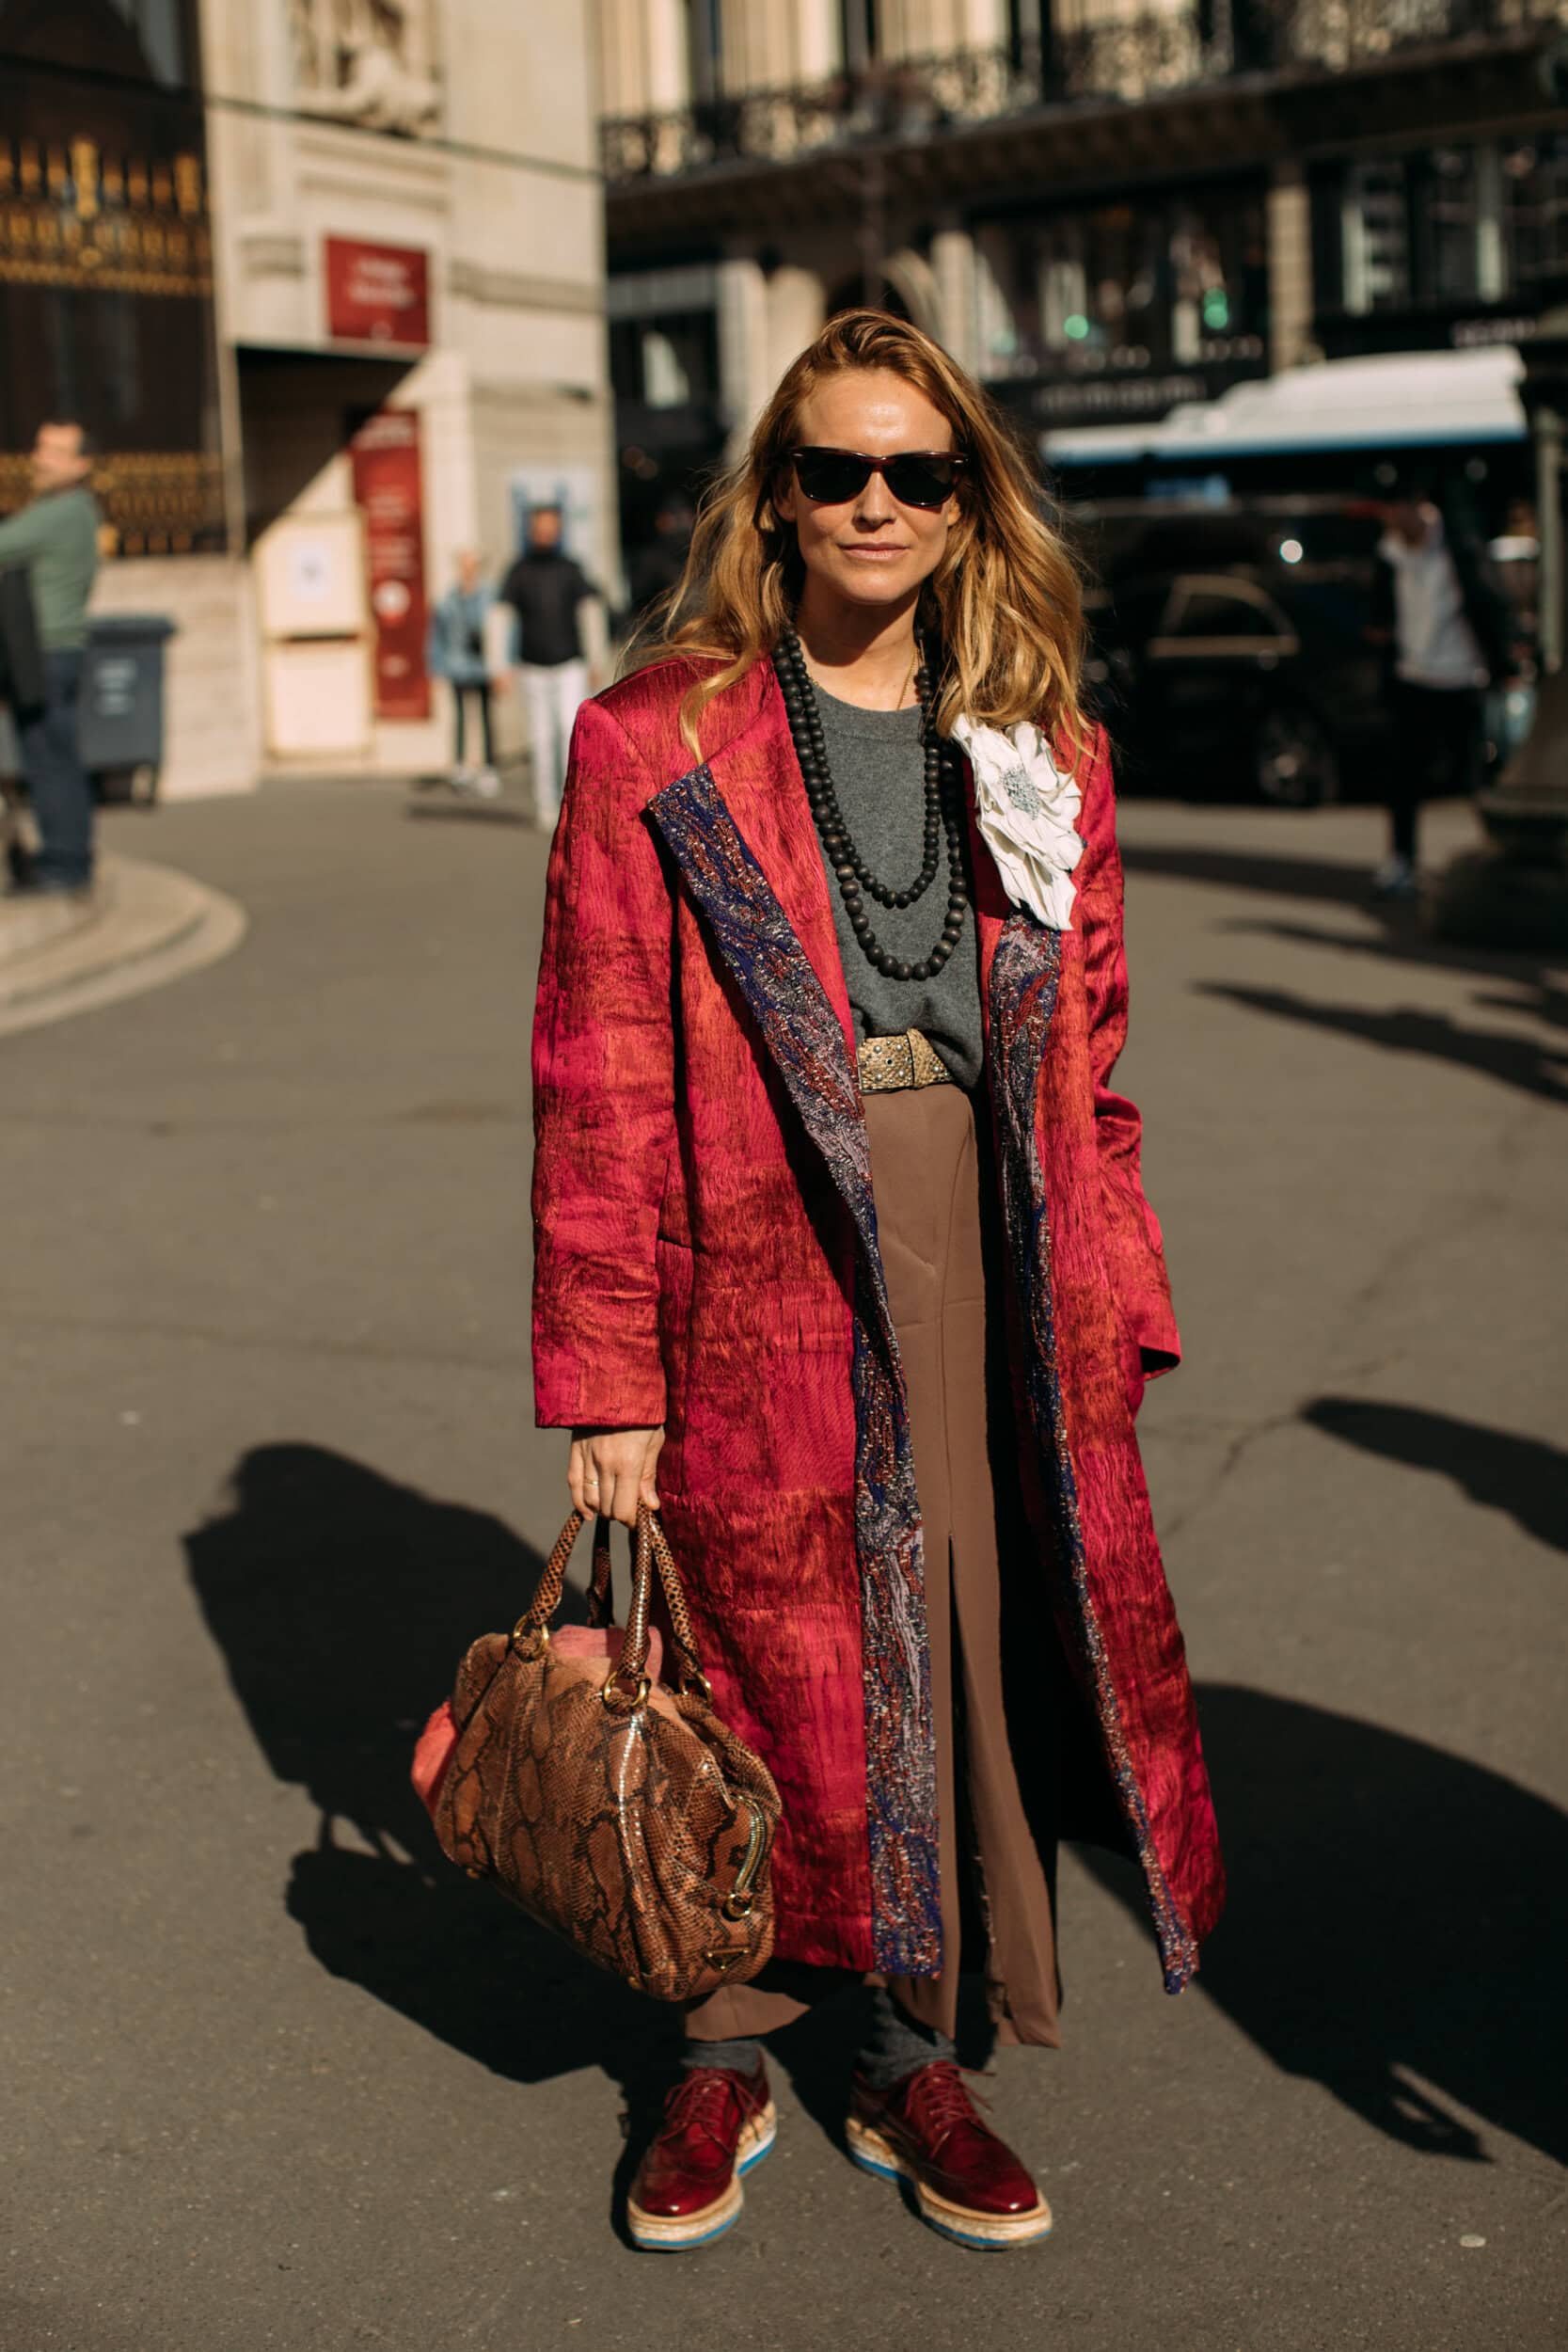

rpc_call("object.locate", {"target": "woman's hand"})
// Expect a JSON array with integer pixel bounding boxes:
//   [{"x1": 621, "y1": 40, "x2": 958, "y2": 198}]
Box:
[{"x1": 569, "y1": 1425, "x2": 664, "y2": 1526}]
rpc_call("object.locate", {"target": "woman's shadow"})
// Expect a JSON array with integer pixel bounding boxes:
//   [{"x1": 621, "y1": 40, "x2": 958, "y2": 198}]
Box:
[
  {"x1": 183, "y1": 1443, "x2": 679, "y2": 2096},
  {"x1": 1081, "y1": 1683, "x2": 1568, "y2": 2169}
]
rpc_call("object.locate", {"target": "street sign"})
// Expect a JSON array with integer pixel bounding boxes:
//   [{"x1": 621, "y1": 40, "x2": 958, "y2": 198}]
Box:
[{"x1": 324, "y1": 237, "x2": 431, "y2": 349}]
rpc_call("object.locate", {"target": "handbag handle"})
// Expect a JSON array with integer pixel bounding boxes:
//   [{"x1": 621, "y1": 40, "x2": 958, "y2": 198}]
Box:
[{"x1": 513, "y1": 1504, "x2": 711, "y2": 1705}]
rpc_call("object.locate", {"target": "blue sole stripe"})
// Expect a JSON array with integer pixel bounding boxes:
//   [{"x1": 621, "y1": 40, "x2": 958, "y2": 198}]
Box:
[
  {"x1": 849, "y1": 2140, "x2": 1053, "y2": 2248},
  {"x1": 629, "y1": 2126, "x2": 775, "y2": 2251}
]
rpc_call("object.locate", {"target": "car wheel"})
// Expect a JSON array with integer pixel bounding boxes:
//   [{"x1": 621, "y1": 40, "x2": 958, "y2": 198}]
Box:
[{"x1": 1254, "y1": 705, "x2": 1340, "y2": 808}]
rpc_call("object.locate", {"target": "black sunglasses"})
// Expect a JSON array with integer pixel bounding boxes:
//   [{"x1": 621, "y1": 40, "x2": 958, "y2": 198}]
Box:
[{"x1": 790, "y1": 446, "x2": 965, "y2": 511}]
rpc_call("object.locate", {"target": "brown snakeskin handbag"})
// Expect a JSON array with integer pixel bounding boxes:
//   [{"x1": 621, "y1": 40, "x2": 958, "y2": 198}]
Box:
[{"x1": 427, "y1": 1503, "x2": 781, "y2": 2003}]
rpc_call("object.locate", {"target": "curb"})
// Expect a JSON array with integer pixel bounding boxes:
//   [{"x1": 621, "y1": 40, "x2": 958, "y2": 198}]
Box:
[{"x1": 0, "y1": 854, "x2": 247, "y2": 1039}]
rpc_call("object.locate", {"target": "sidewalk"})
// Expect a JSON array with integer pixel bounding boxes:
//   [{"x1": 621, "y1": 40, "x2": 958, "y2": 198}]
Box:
[{"x1": 0, "y1": 852, "x2": 246, "y2": 1037}]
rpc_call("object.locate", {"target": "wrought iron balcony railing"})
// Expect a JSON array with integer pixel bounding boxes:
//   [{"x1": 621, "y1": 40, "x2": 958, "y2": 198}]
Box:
[
  {"x1": 1272, "y1": 0, "x2": 1563, "y2": 69},
  {"x1": 601, "y1": 1, "x2": 1568, "y2": 184}
]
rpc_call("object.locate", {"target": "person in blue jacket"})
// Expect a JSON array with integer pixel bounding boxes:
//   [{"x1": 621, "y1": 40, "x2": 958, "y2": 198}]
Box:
[{"x1": 426, "y1": 551, "x2": 499, "y2": 796}]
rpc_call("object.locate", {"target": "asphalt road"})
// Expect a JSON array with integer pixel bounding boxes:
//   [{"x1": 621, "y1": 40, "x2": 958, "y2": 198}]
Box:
[{"x1": 3, "y1": 779, "x2": 1563, "y2": 2352}]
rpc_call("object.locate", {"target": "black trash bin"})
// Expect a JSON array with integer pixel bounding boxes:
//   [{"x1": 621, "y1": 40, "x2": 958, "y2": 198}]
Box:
[{"x1": 79, "y1": 613, "x2": 176, "y2": 805}]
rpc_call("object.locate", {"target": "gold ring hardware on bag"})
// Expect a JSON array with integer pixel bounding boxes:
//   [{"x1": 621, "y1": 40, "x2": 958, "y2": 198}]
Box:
[
  {"x1": 424, "y1": 1499, "x2": 781, "y2": 2002},
  {"x1": 601, "y1": 1668, "x2": 651, "y2": 1710}
]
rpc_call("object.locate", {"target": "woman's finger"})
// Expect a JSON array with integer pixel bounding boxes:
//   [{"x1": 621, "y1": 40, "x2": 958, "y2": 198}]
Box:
[{"x1": 601, "y1": 1455, "x2": 639, "y2": 1527}]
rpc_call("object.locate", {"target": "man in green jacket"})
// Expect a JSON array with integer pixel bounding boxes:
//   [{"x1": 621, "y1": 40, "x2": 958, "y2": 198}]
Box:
[{"x1": 0, "y1": 421, "x2": 101, "y2": 894}]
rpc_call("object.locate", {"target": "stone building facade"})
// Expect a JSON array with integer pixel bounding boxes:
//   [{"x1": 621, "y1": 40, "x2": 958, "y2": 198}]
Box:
[
  {"x1": 0, "y1": 0, "x2": 615, "y2": 795},
  {"x1": 598, "y1": 0, "x2": 1568, "y2": 570}
]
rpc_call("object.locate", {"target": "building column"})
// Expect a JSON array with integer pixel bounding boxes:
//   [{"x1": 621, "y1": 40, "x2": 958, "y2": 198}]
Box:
[
  {"x1": 931, "y1": 220, "x2": 978, "y2": 371},
  {"x1": 718, "y1": 253, "x2": 771, "y2": 454},
  {"x1": 1267, "y1": 159, "x2": 1314, "y2": 375},
  {"x1": 721, "y1": 0, "x2": 795, "y2": 87},
  {"x1": 766, "y1": 264, "x2": 828, "y2": 388},
  {"x1": 796, "y1": 0, "x2": 841, "y2": 77}
]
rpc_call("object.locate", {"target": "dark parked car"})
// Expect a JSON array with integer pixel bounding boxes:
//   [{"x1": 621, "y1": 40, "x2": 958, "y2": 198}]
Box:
[
  {"x1": 1077, "y1": 494, "x2": 1537, "y2": 806},
  {"x1": 1086, "y1": 541, "x2": 1387, "y2": 807}
]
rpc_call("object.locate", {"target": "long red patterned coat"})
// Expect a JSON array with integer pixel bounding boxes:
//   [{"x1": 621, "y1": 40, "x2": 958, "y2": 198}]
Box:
[{"x1": 531, "y1": 657, "x2": 1224, "y2": 1991}]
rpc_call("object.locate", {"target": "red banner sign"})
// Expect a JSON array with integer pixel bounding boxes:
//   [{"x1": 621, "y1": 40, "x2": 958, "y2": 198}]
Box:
[
  {"x1": 325, "y1": 237, "x2": 430, "y2": 347},
  {"x1": 349, "y1": 407, "x2": 430, "y2": 722}
]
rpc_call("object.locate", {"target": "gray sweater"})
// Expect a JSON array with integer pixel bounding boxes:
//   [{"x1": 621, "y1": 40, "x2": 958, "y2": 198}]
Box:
[{"x1": 812, "y1": 683, "x2": 984, "y2": 1090}]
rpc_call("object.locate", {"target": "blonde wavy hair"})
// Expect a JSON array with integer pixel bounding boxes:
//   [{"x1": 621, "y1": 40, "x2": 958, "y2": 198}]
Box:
[{"x1": 630, "y1": 308, "x2": 1086, "y2": 761}]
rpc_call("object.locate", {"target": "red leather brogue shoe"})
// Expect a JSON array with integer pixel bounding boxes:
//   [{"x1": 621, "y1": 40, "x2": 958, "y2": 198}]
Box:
[
  {"x1": 626, "y1": 2062, "x2": 777, "y2": 2251},
  {"x1": 847, "y1": 2062, "x2": 1053, "y2": 2249}
]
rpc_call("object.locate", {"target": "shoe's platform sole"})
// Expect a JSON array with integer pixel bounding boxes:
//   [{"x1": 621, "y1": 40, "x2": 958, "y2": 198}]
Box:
[
  {"x1": 626, "y1": 2103, "x2": 777, "y2": 2251},
  {"x1": 846, "y1": 2116, "x2": 1053, "y2": 2250}
]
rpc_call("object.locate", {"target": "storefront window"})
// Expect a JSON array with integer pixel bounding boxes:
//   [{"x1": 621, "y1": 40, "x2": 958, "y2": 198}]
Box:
[
  {"x1": 1333, "y1": 137, "x2": 1568, "y2": 316},
  {"x1": 1426, "y1": 149, "x2": 1481, "y2": 305},
  {"x1": 976, "y1": 187, "x2": 1267, "y2": 384},
  {"x1": 1505, "y1": 136, "x2": 1568, "y2": 289},
  {"x1": 1340, "y1": 161, "x2": 1409, "y2": 312},
  {"x1": 609, "y1": 311, "x2": 720, "y2": 412}
]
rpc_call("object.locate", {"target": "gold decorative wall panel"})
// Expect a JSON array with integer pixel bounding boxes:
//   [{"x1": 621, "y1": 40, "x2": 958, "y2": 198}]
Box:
[{"x1": 0, "y1": 135, "x2": 214, "y2": 297}]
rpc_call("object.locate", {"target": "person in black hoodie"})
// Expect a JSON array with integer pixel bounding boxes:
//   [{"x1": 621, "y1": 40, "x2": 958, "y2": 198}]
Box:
[
  {"x1": 1368, "y1": 471, "x2": 1515, "y2": 898},
  {"x1": 499, "y1": 507, "x2": 600, "y2": 827}
]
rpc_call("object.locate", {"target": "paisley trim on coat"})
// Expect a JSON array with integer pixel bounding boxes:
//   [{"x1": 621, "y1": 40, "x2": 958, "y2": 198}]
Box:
[
  {"x1": 649, "y1": 763, "x2": 942, "y2": 1978},
  {"x1": 988, "y1": 914, "x2": 1199, "y2": 1993}
]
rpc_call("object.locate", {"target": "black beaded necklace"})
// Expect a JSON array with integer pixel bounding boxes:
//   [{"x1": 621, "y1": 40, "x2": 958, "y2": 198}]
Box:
[{"x1": 774, "y1": 624, "x2": 969, "y2": 984}]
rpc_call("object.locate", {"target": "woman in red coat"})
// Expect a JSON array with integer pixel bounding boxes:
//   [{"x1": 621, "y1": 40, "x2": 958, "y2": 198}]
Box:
[{"x1": 531, "y1": 310, "x2": 1223, "y2": 2252}]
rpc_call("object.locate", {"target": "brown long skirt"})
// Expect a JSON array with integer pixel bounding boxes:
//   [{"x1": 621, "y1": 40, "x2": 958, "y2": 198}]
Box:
[{"x1": 687, "y1": 1081, "x2": 1061, "y2": 2048}]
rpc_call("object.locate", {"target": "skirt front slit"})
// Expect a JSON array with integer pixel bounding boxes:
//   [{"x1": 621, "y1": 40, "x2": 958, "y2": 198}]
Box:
[{"x1": 686, "y1": 1079, "x2": 1061, "y2": 2048}]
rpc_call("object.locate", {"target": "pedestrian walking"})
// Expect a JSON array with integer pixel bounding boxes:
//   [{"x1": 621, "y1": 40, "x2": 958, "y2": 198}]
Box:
[
  {"x1": 0, "y1": 421, "x2": 100, "y2": 896},
  {"x1": 531, "y1": 310, "x2": 1224, "y2": 2253},
  {"x1": 499, "y1": 505, "x2": 597, "y2": 826},
  {"x1": 1369, "y1": 476, "x2": 1513, "y2": 898},
  {"x1": 425, "y1": 550, "x2": 499, "y2": 796}
]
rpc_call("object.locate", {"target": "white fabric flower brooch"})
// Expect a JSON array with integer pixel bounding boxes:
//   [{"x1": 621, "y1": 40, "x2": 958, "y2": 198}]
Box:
[{"x1": 950, "y1": 716, "x2": 1085, "y2": 933}]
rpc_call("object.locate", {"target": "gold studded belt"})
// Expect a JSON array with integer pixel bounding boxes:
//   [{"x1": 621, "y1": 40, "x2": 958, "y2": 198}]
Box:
[{"x1": 856, "y1": 1028, "x2": 955, "y2": 1094}]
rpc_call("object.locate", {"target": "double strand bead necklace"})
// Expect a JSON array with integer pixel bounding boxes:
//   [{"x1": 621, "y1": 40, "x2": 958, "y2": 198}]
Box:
[{"x1": 774, "y1": 623, "x2": 969, "y2": 984}]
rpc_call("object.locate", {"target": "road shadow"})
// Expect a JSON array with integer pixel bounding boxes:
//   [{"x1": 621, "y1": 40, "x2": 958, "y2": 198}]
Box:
[
  {"x1": 1082, "y1": 1683, "x2": 1568, "y2": 2166},
  {"x1": 1119, "y1": 842, "x2": 1386, "y2": 911},
  {"x1": 182, "y1": 1441, "x2": 893, "y2": 2231},
  {"x1": 1222, "y1": 914, "x2": 1566, "y2": 1013},
  {"x1": 184, "y1": 1443, "x2": 673, "y2": 2095},
  {"x1": 1304, "y1": 1397, "x2": 1568, "y2": 1557},
  {"x1": 1196, "y1": 981, "x2": 1568, "y2": 1105}
]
